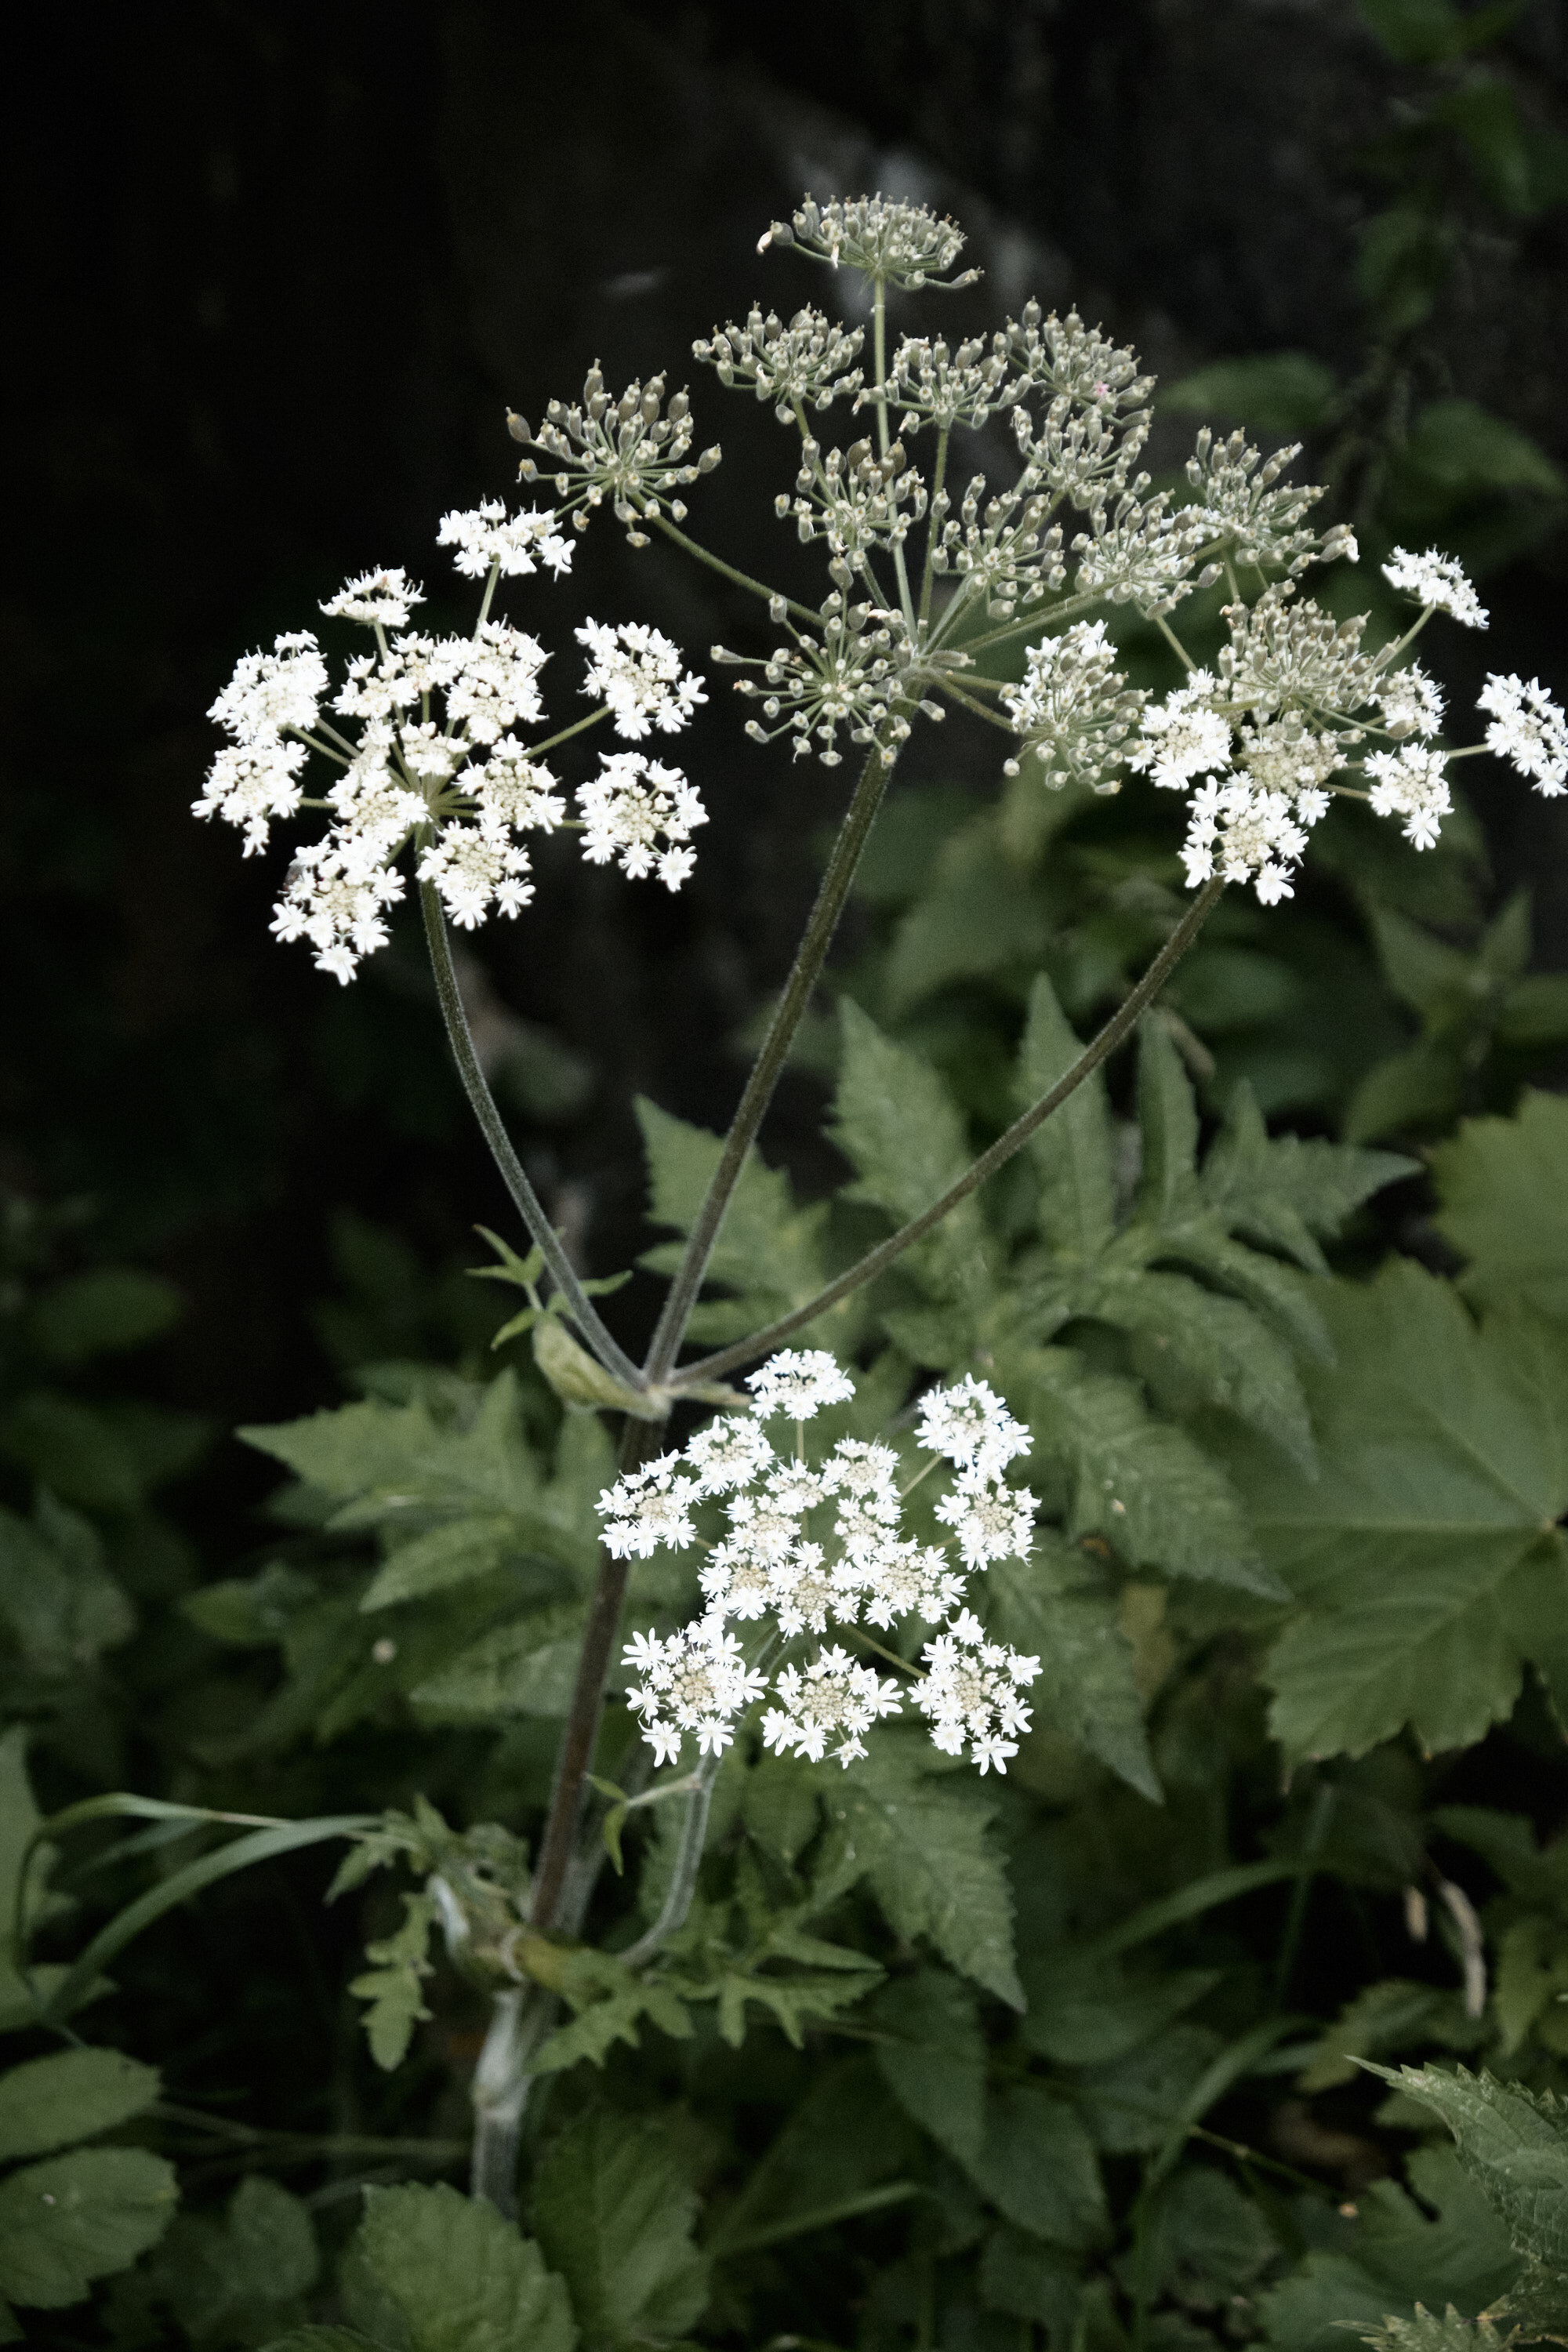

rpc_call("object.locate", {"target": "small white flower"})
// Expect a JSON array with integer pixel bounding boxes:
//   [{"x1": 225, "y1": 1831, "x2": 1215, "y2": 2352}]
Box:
[
  {"x1": 915, "y1": 1376, "x2": 1030, "y2": 1478},
  {"x1": 1128, "y1": 673, "x2": 1233, "y2": 792},
  {"x1": 441, "y1": 623, "x2": 550, "y2": 744},
  {"x1": 1478, "y1": 673, "x2": 1568, "y2": 797},
  {"x1": 209, "y1": 631, "x2": 328, "y2": 744},
  {"x1": 761, "y1": 1648, "x2": 904, "y2": 1767},
  {"x1": 1365, "y1": 742, "x2": 1452, "y2": 851},
  {"x1": 1377, "y1": 664, "x2": 1445, "y2": 740},
  {"x1": 193, "y1": 738, "x2": 308, "y2": 855},
  {"x1": 620, "y1": 1621, "x2": 767, "y2": 1765},
  {"x1": 932, "y1": 1470, "x2": 1036, "y2": 1569},
  {"x1": 321, "y1": 568, "x2": 425, "y2": 629},
  {"x1": 911, "y1": 1613, "x2": 1040, "y2": 1773},
  {"x1": 597, "y1": 1454, "x2": 702, "y2": 1559},
  {"x1": 684, "y1": 1414, "x2": 777, "y2": 1494},
  {"x1": 467, "y1": 744, "x2": 567, "y2": 836},
  {"x1": 576, "y1": 619, "x2": 708, "y2": 740},
  {"x1": 416, "y1": 825, "x2": 534, "y2": 930},
  {"x1": 746, "y1": 1349, "x2": 856, "y2": 1422},
  {"x1": 1381, "y1": 546, "x2": 1488, "y2": 630},
  {"x1": 576, "y1": 753, "x2": 708, "y2": 889},
  {"x1": 437, "y1": 501, "x2": 574, "y2": 580}
]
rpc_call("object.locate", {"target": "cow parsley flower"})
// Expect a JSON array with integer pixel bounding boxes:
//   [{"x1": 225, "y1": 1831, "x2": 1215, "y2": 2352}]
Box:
[
  {"x1": 747, "y1": 1350, "x2": 856, "y2": 1421},
  {"x1": 416, "y1": 825, "x2": 534, "y2": 929},
  {"x1": 762, "y1": 1649, "x2": 904, "y2": 1767},
  {"x1": 598, "y1": 1454, "x2": 702, "y2": 1560},
  {"x1": 1365, "y1": 743, "x2": 1453, "y2": 850},
  {"x1": 443, "y1": 624, "x2": 550, "y2": 742},
  {"x1": 576, "y1": 621, "x2": 708, "y2": 739},
  {"x1": 320, "y1": 568, "x2": 426, "y2": 628},
  {"x1": 912, "y1": 1611, "x2": 1040, "y2": 1774},
  {"x1": 1181, "y1": 778, "x2": 1312, "y2": 902},
  {"x1": 209, "y1": 631, "x2": 328, "y2": 745},
  {"x1": 622, "y1": 1623, "x2": 768, "y2": 1763},
  {"x1": 916, "y1": 1375, "x2": 1031, "y2": 1478},
  {"x1": 1478, "y1": 673, "x2": 1568, "y2": 797},
  {"x1": 1381, "y1": 546, "x2": 1489, "y2": 630},
  {"x1": 437, "y1": 501, "x2": 574, "y2": 580},
  {"x1": 1378, "y1": 665, "x2": 1445, "y2": 740},
  {"x1": 761, "y1": 193, "x2": 979, "y2": 292},
  {"x1": 193, "y1": 739, "x2": 309, "y2": 855},
  {"x1": 576, "y1": 753, "x2": 708, "y2": 888},
  {"x1": 1131, "y1": 675, "x2": 1233, "y2": 792},
  {"x1": 933, "y1": 1469, "x2": 1036, "y2": 1568},
  {"x1": 467, "y1": 744, "x2": 566, "y2": 837},
  {"x1": 270, "y1": 837, "x2": 408, "y2": 985},
  {"x1": 1000, "y1": 621, "x2": 1147, "y2": 792}
]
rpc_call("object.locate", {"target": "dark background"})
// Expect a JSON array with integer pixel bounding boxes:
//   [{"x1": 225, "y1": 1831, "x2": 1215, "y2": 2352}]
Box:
[{"x1": 7, "y1": 0, "x2": 1568, "y2": 1541}]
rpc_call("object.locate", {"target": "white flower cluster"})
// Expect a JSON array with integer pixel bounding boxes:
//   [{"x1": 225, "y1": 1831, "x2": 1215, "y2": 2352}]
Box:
[
  {"x1": 199, "y1": 503, "x2": 707, "y2": 980},
  {"x1": 1479, "y1": 672, "x2": 1568, "y2": 797},
  {"x1": 760, "y1": 194, "x2": 980, "y2": 292},
  {"x1": 1381, "y1": 546, "x2": 1489, "y2": 630},
  {"x1": 608, "y1": 1356, "x2": 1040, "y2": 1773},
  {"x1": 1000, "y1": 620, "x2": 1146, "y2": 792}
]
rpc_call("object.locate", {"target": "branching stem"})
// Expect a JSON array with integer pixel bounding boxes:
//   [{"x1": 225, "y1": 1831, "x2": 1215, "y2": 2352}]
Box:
[
  {"x1": 670, "y1": 876, "x2": 1226, "y2": 1387},
  {"x1": 644, "y1": 509, "x2": 816, "y2": 624}
]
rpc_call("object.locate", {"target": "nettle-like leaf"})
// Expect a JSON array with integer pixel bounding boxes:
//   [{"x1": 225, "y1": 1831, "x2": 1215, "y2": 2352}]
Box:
[
  {"x1": 1370, "y1": 2062, "x2": 1568, "y2": 2274},
  {"x1": 831, "y1": 999, "x2": 991, "y2": 1308},
  {"x1": 143, "y1": 2175, "x2": 318, "y2": 2343},
  {"x1": 871, "y1": 1967, "x2": 988, "y2": 2167},
  {"x1": 532, "y1": 2111, "x2": 708, "y2": 2352},
  {"x1": 343, "y1": 2180, "x2": 575, "y2": 2352},
  {"x1": 636, "y1": 1097, "x2": 837, "y2": 1347},
  {"x1": 985, "y1": 1534, "x2": 1158, "y2": 1799},
  {"x1": 1432, "y1": 1089, "x2": 1568, "y2": 1320},
  {"x1": 1217, "y1": 1262, "x2": 1568, "y2": 1762}
]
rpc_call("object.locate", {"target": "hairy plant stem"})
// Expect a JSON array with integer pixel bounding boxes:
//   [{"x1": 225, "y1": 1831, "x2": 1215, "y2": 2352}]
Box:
[
  {"x1": 670, "y1": 875, "x2": 1227, "y2": 1388},
  {"x1": 470, "y1": 1982, "x2": 558, "y2": 2216},
  {"x1": 642, "y1": 731, "x2": 902, "y2": 1385},
  {"x1": 420, "y1": 882, "x2": 644, "y2": 1391}
]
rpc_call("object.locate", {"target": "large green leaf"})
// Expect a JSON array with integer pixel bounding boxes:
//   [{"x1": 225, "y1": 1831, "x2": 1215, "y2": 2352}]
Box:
[
  {"x1": 1373, "y1": 2063, "x2": 1568, "y2": 2270},
  {"x1": 533, "y1": 2111, "x2": 708, "y2": 2350},
  {"x1": 0, "y1": 2147, "x2": 177, "y2": 2308},
  {"x1": 815, "y1": 1733, "x2": 1023, "y2": 2006},
  {"x1": 350, "y1": 2181, "x2": 575, "y2": 2352},
  {"x1": 968, "y1": 2085, "x2": 1107, "y2": 2249},
  {"x1": 1221, "y1": 1261, "x2": 1568, "y2": 1760},
  {"x1": 1432, "y1": 1091, "x2": 1568, "y2": 1319},
  {"x1": 832, "y1": 1001, "x2": 988, "y2": 1304},
  {"x1": 1015, "y1": 975, "x2": 1114, "y2": 1263},
  {"x1": 635, "y1": 1098, "x2": 829, "y2": 1332},
  {"x1": 882, "y1": 816, "x2": 1051, "y2": 1015},
  {"x1": 0, "y1": 2047, "x2": 159, "y2": 2162},
  {"x1": 870, "y1": 1968, "x2": 986, "y2": 2165}
]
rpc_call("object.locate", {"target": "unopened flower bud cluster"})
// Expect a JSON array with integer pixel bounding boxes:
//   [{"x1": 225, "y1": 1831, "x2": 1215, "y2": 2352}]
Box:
[{"x1": 607, "y1": 1353, "x2": 1040, "y2": 1774}]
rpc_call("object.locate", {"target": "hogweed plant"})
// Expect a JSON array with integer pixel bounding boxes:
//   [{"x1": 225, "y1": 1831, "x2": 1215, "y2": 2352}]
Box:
[{"x1": 35, "y1": 191, "x2": 1568, "y2": 2241}]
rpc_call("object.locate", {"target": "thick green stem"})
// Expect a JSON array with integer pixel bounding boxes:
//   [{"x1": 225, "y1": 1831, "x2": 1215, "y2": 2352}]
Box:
[
  {"x1": 642, "y1": 732, "x2": 902, "y2": 1385},
  {"x1": 528, "y1": 1414, "x2": 667, "y2": 1933},
  {"x1": 470, "y1": 1984, "x2": 557, "y2": 2216},
  {"x1": 670, "y1": 877, "x2": 1227, "y2": 1388},
  {"x1": 420, "y1": 883, "x2": 645, "y2": 1391}
]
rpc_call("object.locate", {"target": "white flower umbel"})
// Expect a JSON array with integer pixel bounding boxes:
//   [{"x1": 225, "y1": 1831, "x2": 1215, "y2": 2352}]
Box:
[
  {"x1": 575, "y1": 620, "x2": 708, "y2": 740},
  {"x1": 1365, "y1": 743, "x2": 1453, "y2": 851},
  {"x1": 1180, "y1": 779, "x2": 1312, "y2": 904},
  {"x1": 576, "y1": 753, "x2": 708, "y2": 889},
  {"x1": 1479, "y1": 673, "x2": 1568, "y2": 797},
  {"x1": 193, "y1": 739, "x2": 309, "y2": 856},
  {"x1": 468, "y1": 743, "x2": 567, "y2": 837},
  {"x1": 442, "y1": 624, "x2": 550, "y2": 744},
  {"x1": 762, "y1": 1649, "x2": 904, "y2": 1767},
  {"x1": 208, "y1": 631, "x2": 328, "y2": 746},
  {"x1": 1381, "y1": 546, "x2": 1489, "y2": 630},
  {"x1": 270, "y1": 837, "x2": 408, "y2": 986},
  {"x1": 1000, "y1": 621, "x2": 1147, "y2": 792},
  {"x1": 437, "y1": 500, "x2": 574, "y2": 580},
  {"x1": 600, "y1": 1356, "x2": 1044, "y2": 1771},
  {"x1": 321, "y1": 568, "x2": 425, "y2": 628},
  {"x1": 747, "y1": 1348, "x2": 857, "y2": 1422},
  {"x1": 1378, "y1": 664, "x2": 1445, "y2": 740},
  {"x1": 912, "y1": 1610, "x2": 1041, "y2": 1775},
  {"x1": 416, "y1": 825, "x2": 534, "y2": 929},
  {"x1": 622, "y1": 1623, "x2": 768, "y2": 1764},
  {"x1": 1130, "y1": 674, "x2": 1233, "y2": 793}
]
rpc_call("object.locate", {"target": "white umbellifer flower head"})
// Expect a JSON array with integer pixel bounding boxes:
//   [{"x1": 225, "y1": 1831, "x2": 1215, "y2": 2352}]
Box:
[
  {"x1": 932, "y1": 1469, "x2": 1036, "y2": 1569},
  {"x1": 915, "y1": 1376, "x2": 1031, "y2": 1479},
  {"x1": 575, "y1": 620, "x2": 708, "y2": 740},
  {"x1": 437, "y1": 501, "x2": 574, "y2": 581},
  {"x1": 467, "y1": 743, "x2": 566, "y2": 837},
  {"x1": 746, "y1": 1350, "x2": 856, "y2": 1422},
  {"x1": 576, "y1": 753, "x2": 708, "y2": 889},
  {"x1": 912, "y1": 1610, "x2": 1040, "y2": 1774},
  {"x1": 598, "y1": 1454, "x2": 702, "y2": 1560},
  {"x1": 760, "y1": 193, "x2": 978, "y2": 292},
  {"x1": 270, "y1": 835, "x2": 408, "y2": 985},
  {"x1": 416, "y1": 824, "x2": 533, "y2": 930},
  {"x1": 762, "y1": 1649, "x2": 905, "y2": 1767},
  {"x1": 1378, "y1": 664, "x2": 1445, "y2": 740},
  {"x1": 684, "y1": 1414, "x2": 777, "y2": 1495},
  {"x1": 1181, "y1": 777, "x2": 1310, "y2": 903},
  {"x1": 193, "y1": 738, "x2": 309, "y2": 855},
  {"x1": 1129, "y1": 673, "x2": 1233, "y2": 792},
  {"x1": 320, "y1": 568, "x2": 426, "y2": 629},
  {"x1": 854, "y1": 1537, "x2": 968, "y2": 1632},
  {"x1": 1381, "y1": 546, "x2": 1489, "y2": 630},
  {"x1": 441, "y1": 623, "x2": 550, "y2": 743},
  {"x1": 1478, "y1": 673, "x2": 1568, "y2": 797},
  {"x1": 1000, "y1": 620, "x2": 1147, "y2": 793},
  {"x1": 622, "y1": 1621, "x2": 768, "y2": 1763},
  {"x1": 209, "y1": 631, "x2": 328, "y2": 745},
  {"x1": 1365, "y1": 742, "x2": 1453, "y2": 851}
]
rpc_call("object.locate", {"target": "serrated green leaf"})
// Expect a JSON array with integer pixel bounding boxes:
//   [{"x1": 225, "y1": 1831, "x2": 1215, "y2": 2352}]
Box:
[
  {"x1": 1371, "y1": 2063, "x2": 1568, "y2": 2270},
  {"x1": 349, "y1": 1889, "x2": 435, "y2": 2071},
  {"x1": 814, "y1": 1734, "x2": 1022, "y2": 2006},
  {"x1": 1007, "y1": 1342, "x2": 1275, "y2": 1595},
  {"x1": 1098, "y1": 1266, "x2": 1315, "y2": 1467},
  {"x1": 1015, "y1": 976, "x2": 1114, "y2": 1262},
  {"x1": 0, "y1": 1499, "x2": 135, "y2": 1683},
  {"x1": 0, "y1": 2146, "x2": 177, "y2": 2308},
  {"x1": 361, "y1": 1517, "x2": 523, "y2": 1611},
  {"x1": 832, "y1": 1001, "x2": 987, "y2": 1304},
  {"x1": 1432, "y1": 1092, "x2": 1568, "y2": 1320},
  {"x1": 408, "y1": 1605, "x2": 583, "y2": 1722},
  {"x1": 1136, "y1": 1019, "x2": 1201, "y2": 1225},
  {"x1": 351, "y1": 2181, "x2": 575, "y2": 2352},
  {"x1": 713, "y1": 1964, "x2": 879, "y2": 2048},
  {"x1": 533, "y1": 1949, "x2": 693, "y2": 2073},
  {"x1": 1200, "y1": 1083, "x2": 1417, "y2": 1271},
  {"x1": 871, "y1": 1969, "x2": 986, "y2": 2165},
  {"x1": 533, "y1": 2111, "x2": 708, "y2": 2350},
  {"x1": 1352, "y1": 2308, "x2": 1513, "y2": 2352},
  {"x1": 968, "y1": 2085, "x2": 1107, "y2": 2249},
  {"x1": 1298, "y1": 1979, "x2": 1461, "y2": 2092},
  {"x1": 1019, "y1": 1959, "x2": 1220, "y2": 2067},
  {"x1": 635, "y1": 1098, "x2": 829, "y2": 1321},
  {"x1": 0, "y1": 2048, "x2": 159, "y2": 2162},
  {"x1": 1220, "y1": 1261, "x2": 1568, "y2": 1761},
  {"x1": 985, "y1": 1538, "x2": 1159, "y2": 1797}
]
